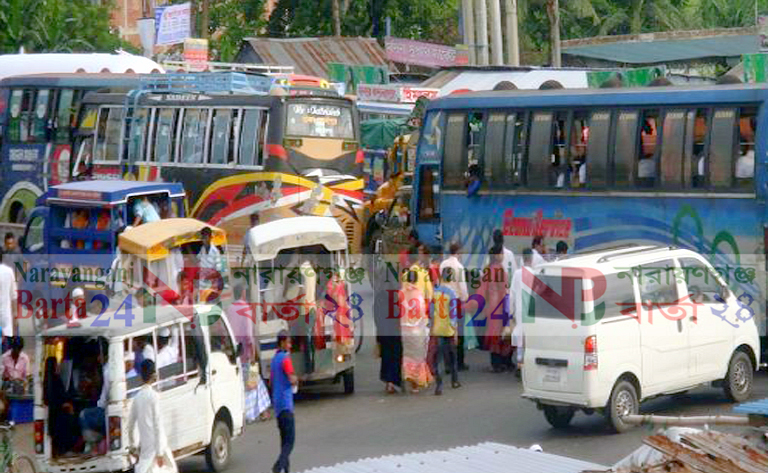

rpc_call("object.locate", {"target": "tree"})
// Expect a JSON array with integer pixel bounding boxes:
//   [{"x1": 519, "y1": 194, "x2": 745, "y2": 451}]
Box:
[
  {"x1": 0, "y1": 0, "x2": 124, "y2": 54},
  {"x1": 209, "y1": 0, "x2": 266, "y2": 62}
]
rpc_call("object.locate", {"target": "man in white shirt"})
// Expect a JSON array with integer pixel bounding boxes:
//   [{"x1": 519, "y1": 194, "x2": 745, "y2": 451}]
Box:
[
  {"x1": 736, "y1": 147, "x2": 755, "y2": 179},
  {"x1": 440, "y1": 243, "x2": 472, "y2": 370},
  {"x1": 492, "y1": 229, "x2": 517, "y2": 283},
  {"x1": 156, "y1": 327, "x2": 180, "y2": 369},
  {"x1": 510, "y1": 249, "x2": 534, "y2": 378},
  {"x1": 0, "y1": 250, "x2": 17, "y2": 344},
  {"x1": 531, "y1": 236, "x2": 546, "y2": 267}
]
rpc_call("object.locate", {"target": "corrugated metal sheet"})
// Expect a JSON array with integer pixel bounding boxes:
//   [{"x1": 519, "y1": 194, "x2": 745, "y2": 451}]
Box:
[
  {"x1": 301, "y1": 442, "x2": 607, "y2": 473},
  {"x1": 733, "y1": 398, "x2": 768, "y2": 416},
  {"x1": 239, "y1": 37, "x2": 393, "y2": 78},
  {"x1": 563, "y1": 34, "x2": 758, "y2": 64}
]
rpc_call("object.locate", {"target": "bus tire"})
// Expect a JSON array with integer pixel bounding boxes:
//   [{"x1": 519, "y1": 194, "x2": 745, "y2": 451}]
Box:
[
  {"x1": 724, "y1": 350, "x2": 753, "y2": 403},
  {"x1": 205, "y1": 420, "x2": 231, "y2": 472},
  {"x1": 343, "y1": 369, "x2": 355, "y2": 394}
]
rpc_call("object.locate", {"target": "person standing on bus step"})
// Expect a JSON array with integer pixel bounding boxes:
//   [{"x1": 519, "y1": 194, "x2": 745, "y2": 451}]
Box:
[
  {"x1": 440, "y1": 243, "x2": 473, "y2": 371},
  {"x1": 430, "y1": 267, "x2": 461, "y2": 395},
  {"x1": 80, "y1": 340, "x2": 110, "y2": 455},
  {"x1": 531, "y1": 236, "x2": 547, "y2": 267},
  {"x1": 271, "y1": 330, "x2": 297, "y2": 473},
  {"x1": 0, "y1": 250, "x2": 18, "y2": 347},
  {"x1": 128, "y1": 360, "x2": 178, "y2": 473},
  {"x1": 132, "y1": 196, "x2": 161, "y2": 226}
]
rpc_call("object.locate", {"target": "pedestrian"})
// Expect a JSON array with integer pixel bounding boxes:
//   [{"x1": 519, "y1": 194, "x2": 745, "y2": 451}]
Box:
[
  {"x1": 128, "y1": 359, "x2": 178, "y2": 473},
  {"x1": 198, "y1": 227, "x2": 224, "y2": 300},
  {"x1": 440, "y1": 243, "x2": 474, "y2": 371},
  {"x1": 0, "y1": 249, "x2": 18, "y2": 347},
  {"x1": 511, "y1": 249, "x2": 534, "y2": 377},
  {"x1": 271, "y1": 330, "x2": 298, "y2": 473},
  {"x1": 531, "y1": 236, "x2": 547, "y2": 267},
  {"x1": 430, "y1": 267, "x2": 461, "y2": 395},
  {"x1": 398, "y1": 231, "x2": 419, "y2": 269},
  {"x1": 555, "y1": 241, "x2": 569, "y2": 258},
  {"x1": 373, "y1": 265, "x2": 402, "y2": 394},
  {"x1": 1, "y1": 336, "x2": 29, "y2": 393},
  {"x1": 79, "y1": 339, "x2": 110, "y2": 454},
  {"x1": 3, "y1": 233, "x2": 21, "y2": 278},
  {"x1": 478, "y1": 247, "x2": 512, "y2": 372},
  {"x1": 400, "y1": 267, "x2": 432, "y2": 393},
  {"x1": 427, "y1": 246, "x2": 441, "y2": 284},
  {"x1": 489, "y1": 229, "x2": 518, "y2": 282}
]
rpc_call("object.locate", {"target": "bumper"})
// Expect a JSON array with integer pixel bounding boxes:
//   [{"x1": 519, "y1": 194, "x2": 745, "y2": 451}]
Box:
[
  {"x1": 40, "y1": 454, "x2": 131, "y2": 473},
  {"x1": 522, "y1": 389, "x2": 607, "y2": 409}
]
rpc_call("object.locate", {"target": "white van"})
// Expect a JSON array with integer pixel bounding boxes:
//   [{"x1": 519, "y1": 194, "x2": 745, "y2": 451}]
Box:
[
  {"x1": 522, "y1": 246, "x2": 760, "y2": 432},
  {"x1": 33, "y1": 303, "x2": 245, "y2": 472}
]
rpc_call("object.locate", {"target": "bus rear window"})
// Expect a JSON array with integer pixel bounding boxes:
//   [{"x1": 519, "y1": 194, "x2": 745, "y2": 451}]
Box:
[{"x1": 286, "y1": 102, "x2": 354, "y2": 139}]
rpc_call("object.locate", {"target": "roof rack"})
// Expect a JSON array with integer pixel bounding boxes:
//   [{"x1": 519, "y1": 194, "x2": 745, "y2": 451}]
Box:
[
  {"x1": 596, "y1": 245, "x2": 677, "y2": 264},
  {"x1": 139, "y1": 72, "x2": 272, "y2": 95},
  {"x1": 162, "y1": 60, "x2": 295, "y2": 76}
]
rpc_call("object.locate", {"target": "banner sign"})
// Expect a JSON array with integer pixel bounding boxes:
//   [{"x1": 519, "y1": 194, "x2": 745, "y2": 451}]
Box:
[
  {"x1": 183, "y1": 38, "x2": 209, "y2": 71},
  {"x1": 155, "y1": 2, "x2": 192, "y2": 46},
  {"x1": 327, "y1": 63, "x2": 388, "y2": 94},
  {"x1": 385, "y1": 37, "x2": 460, "y2": 68},
  {"x1": 356, "y1": 84, "x2": 439, "y2": 103}
]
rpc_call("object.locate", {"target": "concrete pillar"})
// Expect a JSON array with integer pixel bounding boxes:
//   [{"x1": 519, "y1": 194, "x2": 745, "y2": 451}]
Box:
[
  {"x1": 462, "y1": 0, "x2": 476, "y2": 65},
  {"x1": 489, "y1": 0, "x2": 503, "y2": 65},
  {"x1": 505, "y1": 0, "x2": 520, "y2": 66},
  {"x1": 475, "y1": 0, "x2": 489, "y2": 65}
]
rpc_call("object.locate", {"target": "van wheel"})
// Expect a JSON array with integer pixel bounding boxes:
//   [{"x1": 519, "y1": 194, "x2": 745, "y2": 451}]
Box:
[
  {"x1": 606, "y1": 380, "x2": 638, "y2": 433},
  {"x1": 542, "y1": 405, "x2": 575, "y2": 429},
  {"x1": 724, "y1": 351, "x2": 753, "y2": 402},
  {"x1": 205, "y1": 420, "x2": 231, "y2": 472},
  {"x1": 343, "y1": 369, "x2": 355, "y2": 394}
]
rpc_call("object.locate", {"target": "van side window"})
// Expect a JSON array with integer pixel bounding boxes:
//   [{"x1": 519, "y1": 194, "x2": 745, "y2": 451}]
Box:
[
  {"x1": 598, "y1": 272, "x2": 637, "y2": 317},
  {"x1": 209, "y1": 314, "x2": 235, "y2": 359},
  {"x1": 679, "y1": 258, "x2": 726, "y2": 303},
  {"x1": 184, "y1": 321, "x2": 201, "y2": 379},
  {"x1": 157, "y1": 324, "x2": 185, "y2": 392},
  {"x1": 637, "y1": 259, "x2": 679, "y2": 305}
]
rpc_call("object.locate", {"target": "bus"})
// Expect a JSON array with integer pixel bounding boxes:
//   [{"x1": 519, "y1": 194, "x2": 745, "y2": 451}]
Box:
[
  {"x1": 73, "y1": 73, "x2": 364, "y2": 251},
  {"x1": 0, "y1": 73, "x2": 145, "y2": 223},
  {"x1": 410, "y1": 84, "x2": 768, "y2": 354}
]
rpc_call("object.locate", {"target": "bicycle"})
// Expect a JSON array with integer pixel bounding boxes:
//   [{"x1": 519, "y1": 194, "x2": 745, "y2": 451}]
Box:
[{"x1": 0, "y1": 422, "x2": 37, "y2": 473}]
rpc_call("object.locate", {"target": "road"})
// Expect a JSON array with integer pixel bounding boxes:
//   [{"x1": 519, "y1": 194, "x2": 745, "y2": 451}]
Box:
[{"x1": 178, "y1": 284, "x2": 768, "y2": 473}]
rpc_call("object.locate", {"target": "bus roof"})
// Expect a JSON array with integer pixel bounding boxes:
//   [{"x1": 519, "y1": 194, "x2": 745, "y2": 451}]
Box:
[
  {"x1": 0, "y1": 73, "x2": 143, "y2": 89},
  {"x1": 0, "y1": 53, "x2": 164, "y2": 80},
  {"x1": 119, "y1": 218, "x2": 226, "y2": 261},
  {"x1": 81, "y1": 90, "x2": 355, "y2": 107},
  {"x1": 426, "y1": 83, "x2": 768, "y2": 111},
  {"x1": 44, "y1": 180, "x2": 185, "y2": 206},
  {"x1": 247, "y1": 216, "x2": 347, "y2": 260}
]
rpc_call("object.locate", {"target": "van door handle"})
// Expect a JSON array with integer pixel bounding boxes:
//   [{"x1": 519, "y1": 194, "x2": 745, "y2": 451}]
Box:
[
  {"x1": 677, "y1": 320, "x2": 683, "y2": 332},
  {"x1": 690, "y1": 315, "x2": 697, "y2": 323}
]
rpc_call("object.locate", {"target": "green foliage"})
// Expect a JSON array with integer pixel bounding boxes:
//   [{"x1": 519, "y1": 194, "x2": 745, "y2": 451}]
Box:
[
  {"x1": 209, "y1": 0, "x2": 267, "y2": 61},
  {"x1": 0, "y1": 0, "x2": 124, "y2": 54}
]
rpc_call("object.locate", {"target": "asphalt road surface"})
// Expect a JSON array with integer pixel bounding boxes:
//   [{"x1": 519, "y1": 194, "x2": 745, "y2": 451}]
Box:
[{"x1": 177, "y1": 283, "x2": 768, "y2": 473}]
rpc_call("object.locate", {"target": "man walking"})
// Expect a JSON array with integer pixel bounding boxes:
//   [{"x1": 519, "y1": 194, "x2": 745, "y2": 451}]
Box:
[
  {"x1": 0, "y1": 250, "x2": 17, "y2": 347},
  {"x1": 439, "y1": 243, "x2": 472, "y2": 370},
  {"x1": 271, "y1": 330, "x2": 297, "y2": 473},
  {"x1": 430, "y1": 268, "x2": 461, "y2": 395},
  {"x1": 492, "y1": 229, "x2": 517, "y2": 281}
]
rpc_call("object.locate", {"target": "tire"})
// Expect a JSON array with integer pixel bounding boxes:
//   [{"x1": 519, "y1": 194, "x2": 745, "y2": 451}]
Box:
[
  {"x1": 205, "y1": 419, "x2": 232, "y2": 472},
  {"x1": 354, "y1": 315, "x2": 364, "y2": 354},
  {"x1": 343, "y1": 369, "x2": 355, "y2": 394},
  {"x1": 542, "y1": 405, "x2": 575, "y2": 429},
  {"x1": 724, "y1": 351, "x2": 753, "y2": 403},
  {"x1": 606, "y1": 379, "x2": 639, "y2": 434},
  {"x1": 11, "y1": 454, "x2": 37, "y2": 473}
]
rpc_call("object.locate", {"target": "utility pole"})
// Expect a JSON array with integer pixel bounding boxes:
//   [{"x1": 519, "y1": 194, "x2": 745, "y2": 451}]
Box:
[
  {"x1": 505, "y1": 0, "x2": 519, "y2": 66},
  {"x1": 461, "y1": 0, "x2": 476, "y2": 65},
  {"x1": 332, "y1": 0, "x2": 342, "y2": 36},
  {"x1": 475, "y1": 0, "x2": 489, "y2": 65},
  {"x1": 547, "y1": 0, "x2": 561, "y2": 67},
  {"x1": 489, "y1": 0, "x2": 503, "y2": 65},
  {"x1": 200, "y1": 0, "x2": 210, "y2": 39}
]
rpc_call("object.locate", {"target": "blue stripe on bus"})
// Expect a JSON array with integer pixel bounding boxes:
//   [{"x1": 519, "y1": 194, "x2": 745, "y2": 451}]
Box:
[{"x1": 260, "y1": 341, "x2": 278, "y2": 351}]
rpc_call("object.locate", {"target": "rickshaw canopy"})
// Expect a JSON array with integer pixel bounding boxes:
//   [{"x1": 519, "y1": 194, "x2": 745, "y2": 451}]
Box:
[
  {"x1": 119, "y1": 218, "x2": 226, "y2": 262},
  {"x1": 246, "y1": 216, "x2": 347, "y2": 262}
]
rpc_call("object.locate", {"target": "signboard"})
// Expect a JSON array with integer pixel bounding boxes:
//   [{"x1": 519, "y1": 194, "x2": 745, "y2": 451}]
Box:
[
  {"x1": 759, "y1": 15, "x2": 768, "y2": 51},
  {"x1": 385, "y1": 37, "x2": 460, "y2": 68},
  {"x1": 327, "y1": 63, "x2": 388, "y2": 94},
  {"x1": 356, "y1": 84, "x2": 439, "y2": 103},
  {"x1": 155, "y1": 2, "x2": 192, "y2": 46},
  {"x1": 183, "y1": 38, "x2": 209, "y2": 71}
]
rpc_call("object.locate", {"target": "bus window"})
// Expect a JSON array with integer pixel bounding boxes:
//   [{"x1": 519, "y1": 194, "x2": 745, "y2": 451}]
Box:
[
  {"x1": 637, "y1": 112, "x2": 660, "y2": 187},
  {"x1": 154, "y1": 108, "x2": 177, "y2": 163},
  {"x1": 692, "y1": 110, "x2": 709, "y2": 188},
  {"x1": 443, "y1": 113, "x2": 467, "y2": 190},
  {"x1": 527, "y1": 111, "x2": 553, "y2": 187},
  {"x1": 613, "y1": 110, "x2": 639, "y2": 187},
  {"x1": 417, "y1": 165, "x2": 439, "y2": 221},
  {"x1": 709, "y1": 108, "x2": 737, "y2": 188},
  {"x1": 503, "y1": 113, "x2": 526, "y2": 186},
  {"x1": 129, "y1": 108, "x2": 151, "y2": 162},
  {"x1": 180, "y1": 108, "x2": 208, "y2": 164},
  {"x1": 467, "y1": 112, "x2": 485, "y2": 181},
  {"x1": 564, "y1": 112, "x2": 590, "y2": 188},
  {"x1": 210, "y1": 109, "x2": 232, "y2": 165},
  {"x1": 31, "y1": 89, "x2": 50, "y2": 142},
  {"x1": 97, "y1": 107, "x2": 122, "y2": 162},
  {"x1": 8, "y1": 89, "x2": 34, "y2": 143},
  {"x1": 418, "y1": 110, "x2": 444, "y2": 162},
  {"x1": 484, "y1": 112, "x2": 506, "y2": 188},
  {"x1": 585, "y1": 110, "x2": 611, "y2": 187},
  {"x1": 238, "y1": 109, "x2": 263, "y2": 167},
  {"x1": 55, "y1": 89, "x2": 75, "y2": 144},
  {"x1": 659, "y1": 109, "x2": 688, "y2": 188},
  {"x1": 736, "y1": 109, "x2": 756, "y2": 188}
]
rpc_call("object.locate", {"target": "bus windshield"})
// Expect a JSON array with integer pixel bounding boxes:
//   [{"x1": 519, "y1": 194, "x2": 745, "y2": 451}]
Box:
[{"x1": 286, "y1": 102, "x2": 354, "y2": 139}]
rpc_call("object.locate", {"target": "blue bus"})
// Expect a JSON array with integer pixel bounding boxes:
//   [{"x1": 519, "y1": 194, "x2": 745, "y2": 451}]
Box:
[
  {"x1": 0, "y1": 74, "x2": 143, "y2": 223},
  {"x1": 411, "y1": 84, "x2": 767, "y2": 353},
  {"x1": 19, "y1": 180, "x2": 186, "y2": 326}
]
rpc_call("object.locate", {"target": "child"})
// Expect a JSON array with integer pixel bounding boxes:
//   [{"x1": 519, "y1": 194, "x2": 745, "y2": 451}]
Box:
[{"x1": 430, "y1": 267, "x2": 461, "y2": 395}]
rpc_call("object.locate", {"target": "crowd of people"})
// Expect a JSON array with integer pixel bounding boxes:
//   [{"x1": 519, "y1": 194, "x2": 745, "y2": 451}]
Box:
[{"x1": 374, "y1": 231, "x2": 571, "y2": 396}]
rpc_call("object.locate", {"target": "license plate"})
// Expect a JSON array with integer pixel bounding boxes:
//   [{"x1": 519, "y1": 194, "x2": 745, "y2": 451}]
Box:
[{"x1": 543, "y1": 367, "x2": 562, "y2": 383}]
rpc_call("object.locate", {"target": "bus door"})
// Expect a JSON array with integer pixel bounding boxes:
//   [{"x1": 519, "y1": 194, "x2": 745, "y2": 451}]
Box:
[{"x1": 413, "y1": 164, "x2": 441, "y2": 248}]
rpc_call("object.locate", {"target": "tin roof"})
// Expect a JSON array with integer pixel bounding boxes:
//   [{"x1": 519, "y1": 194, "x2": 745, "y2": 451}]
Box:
[
  {"x1": 301, "y1": 442, "x2": 606, "y2": 473},
  {"x1": 237, "y1": 37, "x2": 392, "y2": 78}
]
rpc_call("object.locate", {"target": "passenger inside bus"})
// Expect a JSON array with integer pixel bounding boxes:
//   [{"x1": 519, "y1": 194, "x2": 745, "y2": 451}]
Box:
[
  {"x1": 131, "y1": 195, "x2": 161, "y2": 226},
  {"x1": 638, "y1": 117, "x2": 658, "y2": 186}
]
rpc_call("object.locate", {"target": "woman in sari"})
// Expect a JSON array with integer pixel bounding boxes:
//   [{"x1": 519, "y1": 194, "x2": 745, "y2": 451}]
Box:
[
  {"x1": 478, "y1": 247, "x2": 513, "y2": 372},
  {"x1": 400, "y1": 253, "x2": 433, "y2": 393},
  {"x1": 374, "y1": 264, "x2": 402, "y2": 394}
]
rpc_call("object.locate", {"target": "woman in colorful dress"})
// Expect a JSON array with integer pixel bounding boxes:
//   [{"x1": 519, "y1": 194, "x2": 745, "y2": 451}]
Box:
[
  {"x1": 400, "y1": 252, "x2": 433, "y2": 393},
  {"x1": 478, "y1": 246, "x2": 513, "y2": 372}
]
